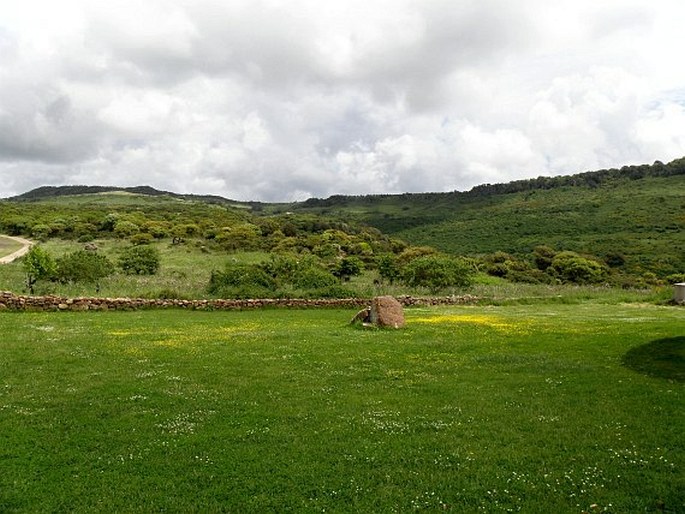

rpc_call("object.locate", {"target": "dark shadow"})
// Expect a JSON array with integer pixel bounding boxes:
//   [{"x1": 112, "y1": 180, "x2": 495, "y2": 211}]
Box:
[{"x1": 622, "y1": 337, "x2": 685, "y2": 382}]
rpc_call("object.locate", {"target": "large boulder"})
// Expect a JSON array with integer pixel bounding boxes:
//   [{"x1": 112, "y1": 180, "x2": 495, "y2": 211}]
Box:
[{"x1": 369, "y1": 296, "x2": 405, "y2": 329}]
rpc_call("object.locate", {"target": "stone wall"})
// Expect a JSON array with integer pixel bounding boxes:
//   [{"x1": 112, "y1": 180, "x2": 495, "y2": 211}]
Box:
[{"x1": 0, "y1": 291, "x2": 478, "y2": 312}]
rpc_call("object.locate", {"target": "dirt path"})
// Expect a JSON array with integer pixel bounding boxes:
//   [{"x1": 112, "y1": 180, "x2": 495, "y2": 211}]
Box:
[{"x1": 0, "y1": 235, "x2": 33, "y2": 264}]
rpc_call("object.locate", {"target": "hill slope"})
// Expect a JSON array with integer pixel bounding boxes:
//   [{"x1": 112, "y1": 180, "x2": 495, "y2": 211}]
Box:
[
  {"x1": 269, "y1": 158, "x2": 685, "y2": 277},
  {"x1": 7, "y1": 157, "x2": 685, "y2": 278}
]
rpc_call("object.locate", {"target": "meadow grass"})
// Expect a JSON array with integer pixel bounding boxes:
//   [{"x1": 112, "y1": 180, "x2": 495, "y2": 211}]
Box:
[
  {"x1": 1, "y1": 303, "x2": 683, "y2": 512},
  {"x1": 0, "y1": 237, "x2": 673, "y2": 305},
  {"x1": 0, "y1": 236, "x2": 22, "y2": 258}
]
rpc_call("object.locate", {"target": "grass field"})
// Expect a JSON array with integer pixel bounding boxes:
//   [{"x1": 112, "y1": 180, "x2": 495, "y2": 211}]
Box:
[
  {"x1": 0, "y1": 237, "x2": 677, "y2": 305},
  {"x1": 1, "y1": 303, "x2": 683, "y2": 512},
  {"x1": 0, "y1": 236, "x2": 22, "y2": 259}
]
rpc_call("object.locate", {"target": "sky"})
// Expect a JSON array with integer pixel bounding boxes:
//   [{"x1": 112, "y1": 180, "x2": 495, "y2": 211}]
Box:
[{"x1": 1, "y1": 0, "x2": 684, "y2": 201}]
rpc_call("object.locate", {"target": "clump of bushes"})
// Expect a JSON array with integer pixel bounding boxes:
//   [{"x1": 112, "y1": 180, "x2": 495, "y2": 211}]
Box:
[
  {"x1": 482, "y1": 247, "x2": 612, "y2": 285},
  {"x1": 209, "y1": 254, "x2": 347, "y2": 299},
  {"x1": 401, "y1": 255, "x2": 473, "y2": 292},
  {"x1": 118, "y1": 246, "x2": 160, "y2": 275},
  {"x1": 56, "y1": 250, "x2": 115, "y2": 290}
]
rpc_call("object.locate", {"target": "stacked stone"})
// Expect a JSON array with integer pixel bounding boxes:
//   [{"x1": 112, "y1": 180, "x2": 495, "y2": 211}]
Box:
[{"x1": 0, "y1": 291, "x2": 478, "y2": 312}]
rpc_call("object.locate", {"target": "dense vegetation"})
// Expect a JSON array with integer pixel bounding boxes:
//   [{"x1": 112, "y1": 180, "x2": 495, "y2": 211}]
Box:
[
  {"x1": 271, "y1": 159, "x2": 684, "y2": 283},
  {"x1": 1, "y1": 304, "x2": 683, "y2": 511},
  {"x1": 1, "y1": 158, "x2": 683, "y2": 298}
]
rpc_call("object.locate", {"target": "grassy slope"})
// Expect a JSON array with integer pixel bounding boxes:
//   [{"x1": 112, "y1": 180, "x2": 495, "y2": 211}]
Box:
[
  {"x1": 0, "y1": 236, "x2": 22, "y2": 258},
  {"x1": 280, "y1": 174, "x2": 685, "y2": 275},
  {"x1": 0, "y1": 304, "x2": 683, "y2": 512}
]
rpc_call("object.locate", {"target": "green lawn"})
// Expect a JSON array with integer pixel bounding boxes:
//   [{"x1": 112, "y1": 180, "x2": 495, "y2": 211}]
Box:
[{"x1": 1, "y1": 304, "x2": 683, "y2": 512}]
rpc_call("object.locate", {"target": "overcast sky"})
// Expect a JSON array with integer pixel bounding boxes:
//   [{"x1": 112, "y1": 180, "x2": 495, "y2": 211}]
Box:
[{"x1": 1, "y1": 1, "x2": 684, "y2": 201}]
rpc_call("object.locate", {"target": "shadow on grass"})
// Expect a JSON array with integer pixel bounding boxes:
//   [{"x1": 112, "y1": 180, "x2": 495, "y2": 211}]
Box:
[{"x1": 622, "y1": 337, "x2": 685, "y2": 382}]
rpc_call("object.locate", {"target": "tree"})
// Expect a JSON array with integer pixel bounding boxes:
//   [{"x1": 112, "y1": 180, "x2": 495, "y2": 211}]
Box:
[
  {"x1": 333, "y1": 256, "x2": 364, "y2": 282},
  {"x1": 207, "y1": 263, "x2": 276, "y2": 298},
  {"x1": 401, "y1": 255, "x2": 472, "y2": 292},
  {"x1": 376, "y1": 254, "x2": 400, "y2": 284},
  {"x1": 23, "y1": 245, "x2": 56, "y2": 293},
  {"x1": 56, "y1": 250, "x2": 114, "y2": 291},
  {"x1": 119, "y1": 246, "x2": 160, "y2": 275},
  {"x1": 215, "y1": 223, "x2": 261, "y2": 251},
  {"x1": 549, "y1": 251, "x2": 608, "y2": 284},
  {"x1": 533, "y1": 245, "x2": 557, "y2": 271}
]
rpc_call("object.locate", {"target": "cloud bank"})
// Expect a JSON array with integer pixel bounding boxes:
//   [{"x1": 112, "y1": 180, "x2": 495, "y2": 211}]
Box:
[{"x1": 1, "y1": 0, "x2": 684, "y2": 200}]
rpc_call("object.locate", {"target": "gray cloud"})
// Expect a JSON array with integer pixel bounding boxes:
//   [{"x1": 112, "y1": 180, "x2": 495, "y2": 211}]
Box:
[{"x1": 0, "y1": 0, "x2": 684, "y2": 200}]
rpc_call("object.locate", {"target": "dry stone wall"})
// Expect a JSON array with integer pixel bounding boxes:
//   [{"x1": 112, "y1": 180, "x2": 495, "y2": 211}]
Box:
[{"x1": 0, "y1": 291, "x2": 478, "y2": 312}]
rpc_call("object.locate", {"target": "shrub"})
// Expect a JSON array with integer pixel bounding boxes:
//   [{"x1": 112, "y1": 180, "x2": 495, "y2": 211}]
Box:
[
  {"x1": 77, "y1": 234, "x2": 95, "y2": 243},
  {"x1": 215, "y1": 224, "x2": 261, "y2": 251},
  {"x1": 119, "y1": 246, "x2": 160, "y2": 275},
  {"x1": 31, "y1": 224, "x2": 52, "y2": 241},
  {"x1": 533, "y1": 245, "x2": 557, "y2": 271},
  {"x1": 130, "y1": 233, "x2": 154, "y2": 246},
  {"x1": 401, "y1": 255, "x2": 473, "y2": 292},
  {"x1": 549, "y1": 251, "x2": 608, "y2": 284},
  {"x1": 23, "y1": 245, "x2": 57, "y2": 293},
  {"x1": 293, "y1": 265, "x2": 337, "y2": 289},
  {"x1": 261, "y1": 254, "x2": 337, "y2": 290},
  {"x1": 307, "y1": 285, "x2": 355, "y2": 298},
  {"x1": 114, "y1": 220, "x2": 140, "y2": 238},
  {"x1": 376, "y1": 254, "x2": 401, "y2": 284},
  {"x1": 56, "y1": 250, "x2": 114, "y2": 287},
  {"x1": 666, "y1": 273, "x2": 685, "y2": 284},
  {"x1": 207, "y1": 263, "x2": 276, "y2": 298},
  {"x1": 333, "y1": 256, "x2": 364, "y2": 282}
]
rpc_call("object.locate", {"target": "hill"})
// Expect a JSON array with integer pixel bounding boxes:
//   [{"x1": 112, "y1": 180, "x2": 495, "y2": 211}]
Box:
[
  {"x1": 268, "y1": 158, "x2": 685, "y2": 278},
  {"x1": 4, "y1": 157, "x2": 685, "y2": 283}
]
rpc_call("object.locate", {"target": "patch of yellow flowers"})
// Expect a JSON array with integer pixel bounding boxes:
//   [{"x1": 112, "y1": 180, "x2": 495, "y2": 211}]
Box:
[
  {"x1": 107, "y1": 324, "x2": 261, "y2": 353},
  {"x1": 411, "y1": 313, "x2": 532, "y2": 334}
]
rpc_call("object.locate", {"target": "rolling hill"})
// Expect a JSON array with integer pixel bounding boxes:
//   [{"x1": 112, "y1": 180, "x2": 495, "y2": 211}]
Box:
[{"x1": 4, "y1": 157, "x2": 685, "y2": 279}]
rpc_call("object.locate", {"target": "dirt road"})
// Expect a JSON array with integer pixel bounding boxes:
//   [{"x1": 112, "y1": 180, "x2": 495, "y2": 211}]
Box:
[{"x1": 0, "y1": 235, "x2": 33, "y2": 264}]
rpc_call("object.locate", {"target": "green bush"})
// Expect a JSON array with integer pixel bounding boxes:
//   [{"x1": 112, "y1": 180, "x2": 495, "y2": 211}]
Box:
[
  {"x1": 130, "y1": 233, "x2": 154, "y2": 246},
  {"x1": 114, "y1": 220, "x2": 140, "y2": 238},
  {"x1": 22, "y1": 245, "x2": 56, "y2": 293},
  {"x1": 119, "y1": 246, "x2": 161, "y2": 275},
  {"x1": 666, "y1": 273, "x2": 685, "y2": 284},
  {"x1": 332, "y1": 256, "x2": 364, "y2": 282},
  {"x1": 376, "y1": 254, "x2": 400, "y2": 284},
  {"x1": 549, "y1": 251, "x2": 608, "y2": 284},
  {"x1": 261, "y1": 254, "x2": 337, "y2": 290},
  {"x1": 208, "y1": 263, "x2": 276, "y2": 298},
  {"x1": 401, "y1": 255, "x2": 472, "y2": 292},
  {"x1": 56, "y1": 250, "x2": 114, "y2": 286},
  {"x1": 31, "y1": 224, "x2": 52, "y2": 241}
]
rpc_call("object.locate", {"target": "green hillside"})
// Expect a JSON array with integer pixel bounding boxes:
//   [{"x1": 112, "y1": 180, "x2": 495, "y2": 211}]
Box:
[
  {"x1": 272, "y1": 159, "x2": 685, "y2": 278},
  {"x1": 1, "y1": 157, "x2": 683, "y2": 295}
]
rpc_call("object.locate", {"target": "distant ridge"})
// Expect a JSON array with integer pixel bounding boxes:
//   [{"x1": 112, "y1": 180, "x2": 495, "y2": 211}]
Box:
[
  {"x1": 8, "y1": 156, "x2": 685, "y2": 206},
  {"x1": 299, "y1": 157, "x2": 685, "y2": 207},
  {"x1": 10, "y1": 185, "x2": 247, "y2": 206}
]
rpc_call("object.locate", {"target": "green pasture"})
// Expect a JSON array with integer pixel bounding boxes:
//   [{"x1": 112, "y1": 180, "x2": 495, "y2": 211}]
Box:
[
  {"x1": 1, "y1": 304, "x2": 683, "y2": 512},
  {"x1": 0, "y1": 237, "x2": 675, "y2": 304},
  {"x1": 0, "y1": 236, "x2": 22, "y2": 258}
]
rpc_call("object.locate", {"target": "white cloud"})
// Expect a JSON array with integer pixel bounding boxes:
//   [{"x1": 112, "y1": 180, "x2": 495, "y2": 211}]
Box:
[{"x1": 0, "y1": 0, "x2": 684, "y2": 200}]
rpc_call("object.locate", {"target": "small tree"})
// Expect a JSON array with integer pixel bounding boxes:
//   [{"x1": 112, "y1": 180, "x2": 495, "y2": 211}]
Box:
[
  {"x1": 333, "y1": 256, "x2": 363, "y2": 282},
  {"x1": 208, "y1": 263, "x2": 276, "y2": 298},
  {"x1": 401, "y1": 255, "x2": 472, "y2": 292},
  {"x1": 376, "y1": 254, "x2": 400, "y2": 284},
  {"x1": 549, "y1": 251, "x2": 608, "y2": 284},
  {"x1": 532, "y1": 245, "x2": 557, "y2": 271},
  {"x1": 119, "y1": 245, "x2": 160, "y2": 275},
  {"x1": 114, "y1": 220, "x2": 140, "y2": 238},
  {"x1": 56, "y1": 250, "x2": 114, "y2": 291},
  {"x1": 23, "y1": 245, "x2": 56, "y2": 293}
]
